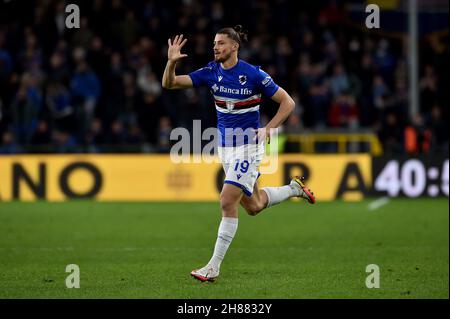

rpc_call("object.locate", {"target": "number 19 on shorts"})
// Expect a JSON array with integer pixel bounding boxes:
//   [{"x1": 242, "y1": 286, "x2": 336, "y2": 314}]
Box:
[{"x1": 234, "y1": 159, "x2": 250, "y2": 174}]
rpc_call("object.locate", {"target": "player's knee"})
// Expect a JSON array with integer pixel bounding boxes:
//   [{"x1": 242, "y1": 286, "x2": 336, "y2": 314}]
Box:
[
  {"x1": 244, "y1": 202, "x2": 264, "y2": 216},
  {"x1": 220, "y1": 195, "x2": 236, "y2": 213},
  {"x1": 245, "y1": 206, "x2": 258, "y2": 216}
]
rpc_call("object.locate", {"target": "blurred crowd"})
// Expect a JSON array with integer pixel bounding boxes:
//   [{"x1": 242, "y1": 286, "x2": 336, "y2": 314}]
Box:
[{"x1": 0, "y1": 0, "x2": 448, "y2": 155}]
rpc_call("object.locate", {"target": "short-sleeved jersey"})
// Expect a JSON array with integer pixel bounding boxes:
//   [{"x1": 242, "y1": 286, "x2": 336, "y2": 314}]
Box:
[{"x1": 189, "y1": 59, "x2": 279, "y2": 147}]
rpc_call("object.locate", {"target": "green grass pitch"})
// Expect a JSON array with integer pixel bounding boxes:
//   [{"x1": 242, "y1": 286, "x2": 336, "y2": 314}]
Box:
[{"x1": 0, "y1": 198, "x2": 448, "y2": 298}]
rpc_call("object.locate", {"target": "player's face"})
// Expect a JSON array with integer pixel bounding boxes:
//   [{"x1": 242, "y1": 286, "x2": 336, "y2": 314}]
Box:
[{"x1": 213, "y1": 34, "x2": 238, "y2": 62}]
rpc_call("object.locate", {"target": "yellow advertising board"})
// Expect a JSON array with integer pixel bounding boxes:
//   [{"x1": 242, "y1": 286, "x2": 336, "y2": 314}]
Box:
[{"x1": 0, "y1": 154, "x2": 371, "y2": 202}]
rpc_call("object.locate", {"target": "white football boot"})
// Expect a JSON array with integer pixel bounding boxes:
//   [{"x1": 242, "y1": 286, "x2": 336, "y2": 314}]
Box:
[
  {"x1": 190, "y1": 264, "x2": 220, "y2": 282},
  {"x1": 290, "y1": 176, "x2": 316, "y2": 204}
]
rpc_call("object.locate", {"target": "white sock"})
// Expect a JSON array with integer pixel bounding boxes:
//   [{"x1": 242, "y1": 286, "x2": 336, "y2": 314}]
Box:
[
  {"x1": 262, "y1": 185, "x2": 300, "y2": 208},
  {"x1": 208, "y1": 217, "x2": 238, "y2": 270}
]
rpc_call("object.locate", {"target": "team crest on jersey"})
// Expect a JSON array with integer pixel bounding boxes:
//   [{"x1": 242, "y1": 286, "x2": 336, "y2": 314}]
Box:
[{"x1": 239, "y1": 75, "x2": 247, "y2": 85}]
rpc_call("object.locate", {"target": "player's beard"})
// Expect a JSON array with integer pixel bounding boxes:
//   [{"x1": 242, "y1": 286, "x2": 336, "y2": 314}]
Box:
[{"x1": 214, "y1": 50, "x2": 232, "y2": 63}]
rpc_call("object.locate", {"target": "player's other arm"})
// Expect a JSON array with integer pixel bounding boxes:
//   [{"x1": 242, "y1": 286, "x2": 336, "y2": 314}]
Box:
[
  {"x1": 266, "y1": 87, "x2": 295, "y2": 130},
  {"x1": 162, "y1": 34, "x2": 193, "y2": 89}
]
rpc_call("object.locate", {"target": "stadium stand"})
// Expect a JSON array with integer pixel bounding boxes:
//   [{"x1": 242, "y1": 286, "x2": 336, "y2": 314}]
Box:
[{"x1": 0, "y1": 0, "x2": 447, "y2": 155}]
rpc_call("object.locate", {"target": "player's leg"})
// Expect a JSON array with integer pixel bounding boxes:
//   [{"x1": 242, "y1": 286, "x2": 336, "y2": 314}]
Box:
[
  {"x1": 240, "y1": 182, "x2": 268, "y2": 216},
  {"x1": 207, "y1": 183, "x2": 242, "y2": 266},
  {"x1": 191, "y1": 179, "x2": 243, "y2": 282},
  {"x1": 241, "y1": 176, "x2": 316, "y2": 216},
  {"x1": 262, "y1": 176, "x2": 316, "y2": 207},
  {"x1": 219, "y1": 182, "x2": 244, "y2": 218}
]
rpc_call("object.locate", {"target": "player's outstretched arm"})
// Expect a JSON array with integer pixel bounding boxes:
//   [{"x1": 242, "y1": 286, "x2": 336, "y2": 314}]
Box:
[{"x1": 162, "y1": 34, "x2": 193, "y2": 89}]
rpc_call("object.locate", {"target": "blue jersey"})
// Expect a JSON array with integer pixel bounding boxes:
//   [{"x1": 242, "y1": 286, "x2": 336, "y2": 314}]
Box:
[{"x1": 188, "y1": 59, "x2": 279, "y2": 147}]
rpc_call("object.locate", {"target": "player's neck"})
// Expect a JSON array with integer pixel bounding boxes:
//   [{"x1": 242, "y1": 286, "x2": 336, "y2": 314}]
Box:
[{"x1": 220, "y1": 56, "x2": 238, "y2": 70}]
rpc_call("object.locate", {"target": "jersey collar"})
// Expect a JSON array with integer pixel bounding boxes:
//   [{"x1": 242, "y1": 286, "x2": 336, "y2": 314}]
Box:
[{"x1": 219, "y1": 59, "x2": 240, "y2": 72}]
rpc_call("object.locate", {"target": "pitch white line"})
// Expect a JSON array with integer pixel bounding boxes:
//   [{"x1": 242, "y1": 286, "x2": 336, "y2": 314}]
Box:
[{"x1": 368, "y1": 197, "x2": 390, "y2": 211}]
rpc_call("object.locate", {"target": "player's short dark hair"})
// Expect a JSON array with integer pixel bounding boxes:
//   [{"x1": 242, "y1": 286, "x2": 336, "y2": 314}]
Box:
[{"x1": 216, "y1": 25, "x2": 248, "y2": 49}]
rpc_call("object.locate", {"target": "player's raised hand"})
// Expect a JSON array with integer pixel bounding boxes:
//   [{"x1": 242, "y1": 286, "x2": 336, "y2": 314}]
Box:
[{"x1": 167, "y1": 34, "x2": 188, "y2": 62}]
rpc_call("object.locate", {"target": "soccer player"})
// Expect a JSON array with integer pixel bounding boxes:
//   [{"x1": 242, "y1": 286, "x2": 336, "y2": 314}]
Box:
[{"x1": 162, "y1": 25, "x2": 315, "y2": 282}]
